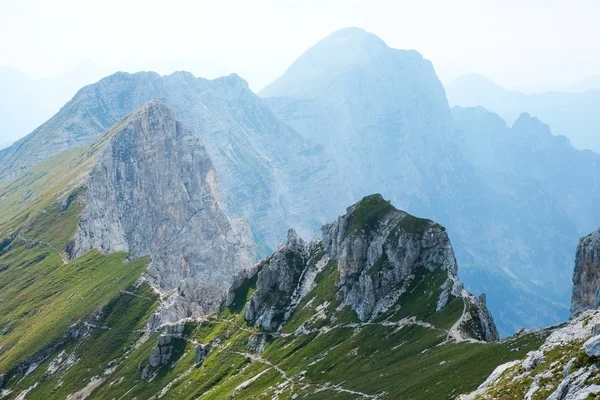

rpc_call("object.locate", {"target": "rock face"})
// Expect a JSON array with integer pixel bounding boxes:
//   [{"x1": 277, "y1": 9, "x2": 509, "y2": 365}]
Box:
[
  {"x1": 0, "y1": 71, "x2": 342, "y2": 254},
  {"x1": 571, "y1": 229, "x2": 600, "y2": 316},
  {"x1": 70, "y1": 101, "x2": 255, "y2": 324},
  {"x1": 242, "y1": 194, "x2": 498, "y2": 341},
  {"x1": 243, "y1": 229, "x2": 315, "y2": 331},
  {"x1": 459, "y1": 310, "x2": 600, "y2": 400},
  {"x1": 321, "y1": 195, "x2": 462, "y2": 322}
]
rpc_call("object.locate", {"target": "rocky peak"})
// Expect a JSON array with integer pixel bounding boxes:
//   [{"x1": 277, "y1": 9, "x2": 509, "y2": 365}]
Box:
[
  {"x1": 240, "y1": 194, "x2": 498, "y2": 341},
  {"x1": 259, "y1": 27, "x2": 437, "y2": 108},
  {"x1": 571, "y1": 228, "x2": 600, "y2": 317},
  {"x1": 321, "y1": 194, "x2": 461, "y2": 320},
  {"x1": 69, "y1": 100, "x2": 255, "y2": 326}
]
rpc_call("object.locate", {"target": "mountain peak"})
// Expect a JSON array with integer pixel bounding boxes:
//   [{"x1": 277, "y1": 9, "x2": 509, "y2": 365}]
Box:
[
  {"x1": 320, "y1": 26, "x2": 384, "y2": 47},
  {"x1": 129, "y1": 99, "x2": 172, "y2": 118},
  {"x1": 259, "y1": 27, "x2": 431, "y2": 101}
]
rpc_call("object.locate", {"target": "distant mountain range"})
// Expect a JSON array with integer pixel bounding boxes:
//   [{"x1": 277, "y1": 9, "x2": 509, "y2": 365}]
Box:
[{"x1": 446, "y1": 73, "x2": 600, "y2": 152}]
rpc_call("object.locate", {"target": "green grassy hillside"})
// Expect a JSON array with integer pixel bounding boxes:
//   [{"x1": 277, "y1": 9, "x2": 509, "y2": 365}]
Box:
[
  {"x1": 2, "y1": 242, "x2": 548, "y2": 399},
  {"x1": 0, "y1": 127, "x2": 150, "y2": 390}
]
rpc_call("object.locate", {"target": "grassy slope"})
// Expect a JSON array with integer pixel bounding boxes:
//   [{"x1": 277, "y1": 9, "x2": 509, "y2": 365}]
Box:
[
  {"x1": 0, "y1": 166, "x2": 549, "y2": 398},
  {"x1": 60, "y1": 256, "x2": 547, "y2": 400},
  {"x1": 0, "y1": 125, "x2": 149, "y2": 384},
  {"x1": 6, "y1": 284, "x2": 159, "y2": 398}
]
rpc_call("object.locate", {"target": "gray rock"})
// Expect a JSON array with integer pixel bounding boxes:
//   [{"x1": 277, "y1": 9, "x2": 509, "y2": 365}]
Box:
[
  {"x1": 69, "y1": 101, "x2": 255, "y2": 325},
  {"x1": 547, "y1": 376, "x2": 571, "y2": 400},
  {"x1": 244, "y1": 229, "x2": 311, "y2": 331},
  {"x1": 148, "y1": 334, "x2": 174, "y2": 369},
  {"x1": 523, "y1": 350, "x2": 545, "y2": 372},
  {"x1": 194, "y1": 344, "x2": 211, "y2": 367},
  {"x1": 247, "y1": 335, "x2": 267, "y2": 354},
  {"x1": 563, "y1": 358, "x2": 575, "y2": 378},
  {"x1": 572, "y1": 229, "x2": 600, "y2": 317},
  {"x1": 585, "y1": 335, "x2": 600, "y2": 358}
]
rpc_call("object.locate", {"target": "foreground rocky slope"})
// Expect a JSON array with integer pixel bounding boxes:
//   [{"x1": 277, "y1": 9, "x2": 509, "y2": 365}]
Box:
[
  {"x1": 459, "y1": 227, "x2": 600, "y2": 399},
  {"x1": 459, "y1": 310, "x2": 600, "y2": 400},
  {"x1": 1, "y1": 194, "x2": 546, "y2": 399}
]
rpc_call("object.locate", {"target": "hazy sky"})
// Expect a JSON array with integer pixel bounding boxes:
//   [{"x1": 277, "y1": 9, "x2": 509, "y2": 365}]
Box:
[{"x1": 1, "y1": 0, "x2": 599, "y2": 92}]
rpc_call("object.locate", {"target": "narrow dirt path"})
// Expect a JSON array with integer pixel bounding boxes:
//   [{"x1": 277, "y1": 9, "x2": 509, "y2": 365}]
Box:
[
  {"x1": 17, "y1": 232, "x2": 69, "y2": 265},
  {"x1": 234, "y1": 351, "x2": 383, "y2": 399}
]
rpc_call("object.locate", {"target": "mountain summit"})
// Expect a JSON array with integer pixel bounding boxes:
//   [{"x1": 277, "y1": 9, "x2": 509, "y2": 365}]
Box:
[
  {"x1": 260, "y1": 27, "x2": 447, "y2": 124},
  {"x1": 260, "y1": 27, "x2": 414, "y2": 99}
]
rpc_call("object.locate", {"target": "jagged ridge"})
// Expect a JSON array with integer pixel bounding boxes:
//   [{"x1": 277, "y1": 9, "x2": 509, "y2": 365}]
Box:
[{"x1": 236, "y1": 194, "x2": 498, "y2": 342}]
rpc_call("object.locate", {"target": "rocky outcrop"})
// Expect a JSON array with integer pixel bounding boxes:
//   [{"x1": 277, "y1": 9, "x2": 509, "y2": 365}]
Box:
[
  {"x1": 70, "y1": 101, "x2": 255, "y2": 325},
  {"x1": 451, "y1": 292, "x2": 499, "y2": 342},
  {"x1": 572, "y1": 229, "x2": 600, "y2": 317},
  {"x1": 244, "y1": 194, "x2": 498, "y2": 341},
  {"x1": 243, "y1": 229, "x2": 312, "y2": 331},
  {"x1": 459, "y1": 310, "x2": 600, "y2": 400},
  {"x1": 321, "y1": 194, "x2": 463, "y2": 321},
  {"x1": 194, "y1": 344, "x2": 211, "y2": 367}
]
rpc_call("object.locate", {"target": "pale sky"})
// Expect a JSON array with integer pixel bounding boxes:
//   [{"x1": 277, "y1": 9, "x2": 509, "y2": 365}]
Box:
[{"x1": 1, "y1": 0, "x2": 599, "y2": 92}]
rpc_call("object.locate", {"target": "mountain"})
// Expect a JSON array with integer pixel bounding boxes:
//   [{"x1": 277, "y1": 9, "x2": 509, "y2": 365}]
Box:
[
  {"x1": 453, "y1": 106, "x2": 600, "y2": 237},
  {"x1": 0, "y1": 100, "x2": 254, "y2": 389},
  {"x1": 1, "y1": 178, "x2": 544, "y2": 398},
  {"x1": 0, "y1": 70, "x2": 343, "y2": 255},
  {"x1": 461, "y1": 228, "x2": 600, "y2": 400},
  {"x1": 446, "y1": 73, "x2": 600, "y2": 153},
  {"x1": 451, "y1": 106, "x2": 600, "y2": 308},
  {"x1": 2, "y1": 27, "x2": 591, "y2": 337},
  {"x1": 260, "y1": 27, "x2": 573, "y2": 335}
]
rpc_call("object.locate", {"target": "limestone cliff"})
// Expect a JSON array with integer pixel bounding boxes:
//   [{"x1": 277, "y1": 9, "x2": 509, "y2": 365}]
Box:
[
  {"x1": 70, "y1": 101, "x2": 255, "y2": 325},
  {"x1": 241, "y1": 194, "x2": 498, "y2": 342},
  {"x1": 571, "y1": 228, "x2": 600, "y2": 317}
]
